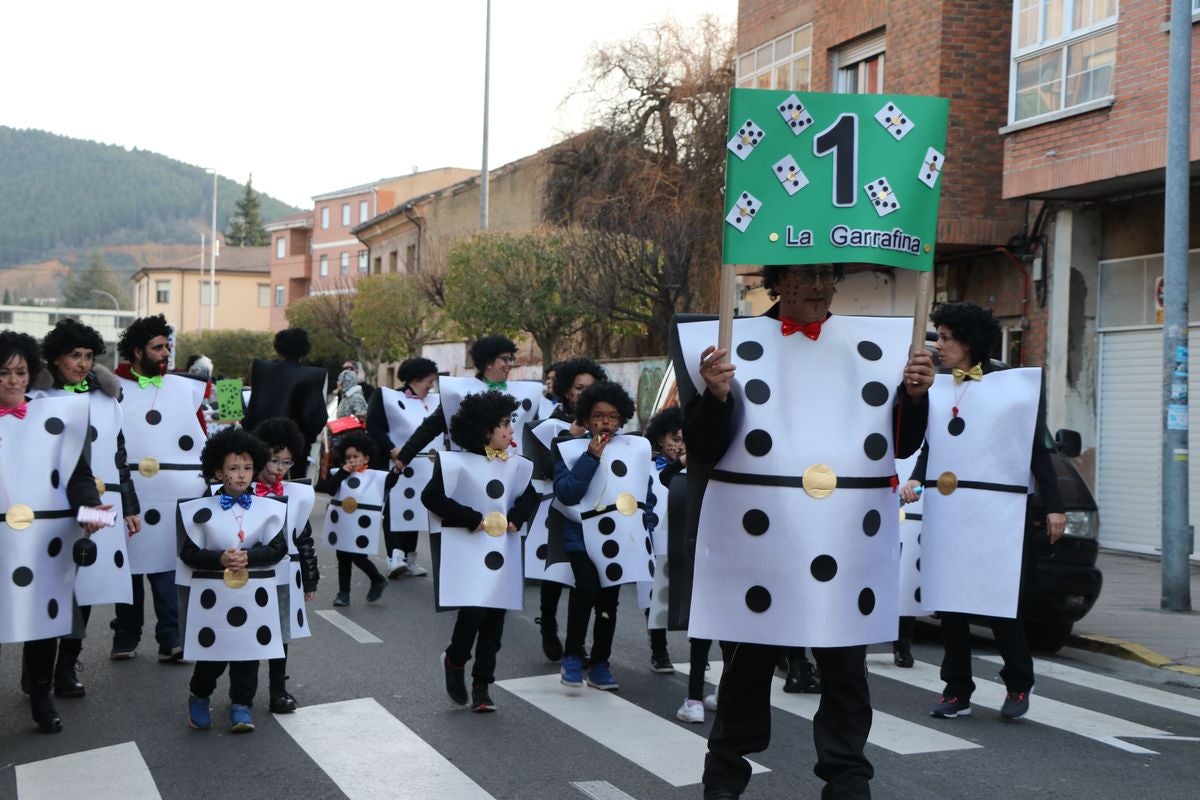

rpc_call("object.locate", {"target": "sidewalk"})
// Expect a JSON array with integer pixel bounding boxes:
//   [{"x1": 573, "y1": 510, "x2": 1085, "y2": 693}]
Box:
[{"x1": 1068, "y1": 550, "x2": 1200, "y2": 676}]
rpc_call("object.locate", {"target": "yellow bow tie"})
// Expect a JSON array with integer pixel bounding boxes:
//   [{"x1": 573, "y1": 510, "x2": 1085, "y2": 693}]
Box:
[
  {"x1": 484, "y1": 446, "x2": 509, "y2": 462},
  {"x1": 134, "y1": 371, "x2": 164, "y2": 389},
  {"x1": 952, "y1": 364, "x2": 983, "y2": 384}
]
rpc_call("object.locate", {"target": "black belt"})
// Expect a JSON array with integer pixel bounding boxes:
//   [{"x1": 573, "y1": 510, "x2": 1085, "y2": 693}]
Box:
[
  {"x1": 538, "y1": 493, "x2": 554, "y2": 503},
  {"x1": 99, "y1": 482, "x2": 120, "y2": 493},
  {"x1": 127, "y1": 463, "x2": 202, "y2": 471},
  {"x1": 0, "y1": 509, "x2": 73, "y2": 523},
  {"x1": 581, "y1": 501, "x2": 646, "y2": 520},
  {"x1": 711, "y1": 470, "x2": 895, "y2": 489},
  {"x1": 193, "y1": 569, "x2": 276, "y2": 580},
  {"x1": 289, "y1": 553, "x2": 301, "y2": 562},
  {"x1": 903, "y1": 513, "x2": 923, "y2": 521},
  {"x1": 331, "y1": 499, "x2": 383, "y2": 512},
  {"x1": 923, "y1": 479, "x2": 1026, "y2": 494}
]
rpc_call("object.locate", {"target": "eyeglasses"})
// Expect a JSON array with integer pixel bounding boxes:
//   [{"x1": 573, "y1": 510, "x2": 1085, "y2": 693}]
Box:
[
  {"x1": 787, "y1": 267, "x2": 841, "y2": 286},
  {"x1": 589, "y1": 412, "x2": 622, "y2": 423},
  {"x1": 268, "y1": 458, "x2": 295, "y2": 469},
  {"x1": 498, "y1": 355, "x2": 517, "y2": 364}
]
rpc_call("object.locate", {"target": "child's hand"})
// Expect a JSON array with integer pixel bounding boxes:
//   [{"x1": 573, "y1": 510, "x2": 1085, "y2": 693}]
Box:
[
  {"x1": 125, "y1": 514, "x2": 141, "y2": 535},
  {"x1": 507, "y1": 521, "x2": 518, "y2": 533},
  {"x1": 304, "y1": 591, "x2": 315, "y2": 602},
  {"x1": 899, "y1": 480, "x2": 921, "y2": 504},
  {"x1": 587, "y1": 433, "x2": 609, "y2": 458},
  {"x1": 569, "y1": 421, "x2": 586, "y2": 437},
  {"x1": 220, "y1": 548, "x2": 246, "y2": 569},
  {"x1": 474, "y1": 521, "x2": 485, "y2": 533}
]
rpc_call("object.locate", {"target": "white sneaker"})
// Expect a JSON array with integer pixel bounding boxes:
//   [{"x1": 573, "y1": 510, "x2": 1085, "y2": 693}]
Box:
[
  {"x1": 703, "y1": 691, "x2": 718, "y2": 711},
  {"x1": 676, "y1": 698, "x2": 704, "y2": 723},
  {"x1": 387, "y1": 552, "x2": 408, "y2": 579},
  {"x1": 405, "y1": 553, "x2": 428, "y2": 577}
]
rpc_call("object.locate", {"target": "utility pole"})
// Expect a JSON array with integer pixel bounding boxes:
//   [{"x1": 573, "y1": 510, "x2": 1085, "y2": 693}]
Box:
[
  {"x1": 1161, "y1": 0, "x2": 1192, "y2": 612},
  {"x1": 198, "y1": 234, "x2": 205, "y2": 331},
  {"x1": 209, "y1": 169, "x2": 218, "y2": 330},
  {"x1": 479, "y1": 0, "x2": 491, "y2": 230}
]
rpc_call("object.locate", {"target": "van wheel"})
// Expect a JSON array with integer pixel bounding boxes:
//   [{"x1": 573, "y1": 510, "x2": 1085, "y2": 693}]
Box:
[{"x1": 1025, "y1": 621, "x2": 1072, "y2": 653}]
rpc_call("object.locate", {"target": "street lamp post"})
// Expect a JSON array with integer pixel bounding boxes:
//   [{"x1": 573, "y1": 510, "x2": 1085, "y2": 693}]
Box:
[
  {"x1": 90, "y1": 289, "x2": 120, "y2": 310},
  {"x1": 207, "y1": 168, "x2": 218, "y2": 330}
]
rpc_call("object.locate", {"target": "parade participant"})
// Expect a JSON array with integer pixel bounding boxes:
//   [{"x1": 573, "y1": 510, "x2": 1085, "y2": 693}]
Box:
[
  {"x1": 423, "y1": 391, "x2": 537, "y2": 712},
  {"x1": 641, "y1": 406, "x2": 684, "y2": 674},
  {"x1": 780, "y1": 648, "x2": 821, "y2": 693},
  {"x1": 552, "y1": 382, "x2": 655, "y2": 693},
  {"x1": 336, "y1": 367, "x2": 367, "y2": 420},
  {"x1": 366, "y1": 356, "x2": 440, "y2": 578},
  {"x1": 895, "y1": 453, "x2": 928, "y2": 669},
  {"x1": 0, "y1": 330, "x2": 108, "y2": 733},
  {"x1": 912, "y1": 303, "x2": 1065, "y2": 721},
  {"x1": 180, "y1": 428, "x2": 287, "y2": 732},
  {"x1": 242, "y1": 328, "x2": 328, "y2": 479},
  {"x1": 250, "y1": 417, "x2": 318, "y2": 714},
  {"x1": 320, "y1": 431, "x2": 388, "y2": 606},
  {"x1": 111, "y1": 314, "x2": 207, "y2": 662},
  {"x1": 27, "y1": 319, "x2": 140, "y2": 697},
  {"x1": 524, "y1": 357, "x2": 607, "y2": 662},
  {"x1": 538, "y1": 361, "x2": 562, "y2": 420},
  {"x1": 675, "y1": 263, "x2": 934, "y2": 800}
]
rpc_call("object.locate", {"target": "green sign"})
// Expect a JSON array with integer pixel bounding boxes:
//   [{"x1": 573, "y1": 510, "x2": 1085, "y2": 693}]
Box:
[
  {"x1": 215, "y1": 378, "x2": 244, "y2": 421},
  {"x1": 722, "y1": 89, "x2": 949, "y2": 270}
]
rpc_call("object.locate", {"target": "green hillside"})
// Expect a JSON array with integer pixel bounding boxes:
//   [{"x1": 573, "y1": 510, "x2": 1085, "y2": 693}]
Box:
[{"x1": 0, "y1": 126, "x2": 298, "y2": 267}]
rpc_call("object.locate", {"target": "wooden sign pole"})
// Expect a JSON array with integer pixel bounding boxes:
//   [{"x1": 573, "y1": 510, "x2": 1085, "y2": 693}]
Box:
[
  {"x1": 910, "y1": 270, "x2": 934, "y2": 353},
  {"x1": 718, "y1": 264, "x2": 737, "y2": 357}
]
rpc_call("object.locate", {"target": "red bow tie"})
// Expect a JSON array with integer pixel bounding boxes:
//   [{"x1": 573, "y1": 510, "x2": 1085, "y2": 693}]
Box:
[
  {"x1": 0, "y1": 403, "x2": 28, "y2": 419},
  {"x1": 351, "y1": 465, "x2": 368, "y2": 473},
  {"x1": 254, "y1": 481, "x2": 284, "y2": 497},
  {"x1": 780, "y1": 316, "x2": 825, "y2": 341}
]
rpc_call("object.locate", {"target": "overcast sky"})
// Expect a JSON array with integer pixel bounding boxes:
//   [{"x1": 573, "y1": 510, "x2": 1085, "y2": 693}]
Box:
[{"x1": 2, "y1": 0, "x2": 736, "y2": 209}]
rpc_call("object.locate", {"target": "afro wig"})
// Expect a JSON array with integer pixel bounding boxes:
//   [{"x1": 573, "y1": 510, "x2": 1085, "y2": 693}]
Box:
[
  {"x1": 274, "y1": 328, "x2": 312, "y2": 360},
  {"x1": 644, "y1": 406, "x2": 684, "y2": 448},
  {"x1": 251, "y1": 416, "x2": 306, "y2": 462},
  {"x1": 398, "y1": 357, "x2": 439, "y2": 386},
  {"x1": 552, "y1": 358, "x2": 608, "y2": 405},
  {"x1": 449, "y1": 390, "x2": 519, "y2": 452},
  {"x1": 469, "y1": 335, "x2": 517, "y2": 373},
  {"x1": 930, "y1": 302, "x2": 1000, "y2": 366},
  {"x1": 575, "y1": 382, "x2": 636, "y2": 426},
  {"x1": 42, "y1": 318, "x2": 106, "y2": 363},
  {"x1": 117, "y1": 314, "x2": 172, "y2": 363},
  {"x1": 0, "y1": 330, "x2": 44, "y2": 381},
  {"x1": 200, "y1": 427, "x2": 270, "y2": 481},
  {"x1": 334, "y1": 430, "x2": 378, "y2": 465}
]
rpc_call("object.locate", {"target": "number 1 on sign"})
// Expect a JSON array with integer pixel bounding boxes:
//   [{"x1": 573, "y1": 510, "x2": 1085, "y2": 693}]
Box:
[{"x1": 813, "y1": 113, "x2": 859, "y2": 208}]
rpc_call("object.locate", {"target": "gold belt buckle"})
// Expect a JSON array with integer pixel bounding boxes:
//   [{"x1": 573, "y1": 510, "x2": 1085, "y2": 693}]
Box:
[
  {"x1": 94, "y1": 476, "x2": 107, "y2": 496},
  {"x1": 615, "y1": 493, "x2": 638, "y2": 516},
  {"x1": 802, "y1": 464, "x2": 837, "y2": 499},
  {"x1": 482, "y1": 511, "x2": 508, "y2": 537},
  {"x1": 5, "y1": 503, "x2": 34, "y2": 531},
  {"x1": 138, "y1": 457, "x2": 160, "y2": 477},
  {"x1": 936, "y1": 471, "x2": 958, "y2": 495},
  {"x1": 341, "y1": 497, "x2": 359, "y2": 513},
  {"x1": 223, "y1": 568, "x2": 248, "y2": 589}
]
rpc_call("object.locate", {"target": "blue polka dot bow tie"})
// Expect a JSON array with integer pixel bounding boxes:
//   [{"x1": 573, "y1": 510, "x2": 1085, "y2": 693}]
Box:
[{"x1": 219, "y1": 493, "x2": 253, "y2": 510}]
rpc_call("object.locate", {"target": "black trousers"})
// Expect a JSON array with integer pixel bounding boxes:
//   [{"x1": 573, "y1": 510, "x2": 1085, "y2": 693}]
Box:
[
  {"x1": 446, "y1": 607, "x2": 506, "y2": 685},
  {"x1": 688, "y1": 638, "x2": 713, "y2": 700},
  {"x1": 336, "y1": 551, "x2": 383, "y2": 592},
  {"x1": 940, "y1": 612, "x2": 1034, "y2": 697},
  {"x1": 704, "y1": 642, "x2": 873, "y2": 800},
  {"x1": 540, "y1": 581, "x2": 564, "y2": 627},
  {"x1": 111, "y1": 570, "x2": 180, "y2": 649},
  {"x1": 644, "y1": 609, "x2": 667, "y2": 653},
  {"x1": 15, "y1": 638, "x2": 57, "y2": 690},
  {"x1": 268, "y1": 643, "x2": 289, "y2": 690},
  {"x1": 384, "y1": 530, "x2": 419, "y2": 557},
  {"x1": 564, "y1": 552, "x2": 619, "y2": 664},
  {"x1": 190, "y1": 659, "x2": 259, "y2": 705}
]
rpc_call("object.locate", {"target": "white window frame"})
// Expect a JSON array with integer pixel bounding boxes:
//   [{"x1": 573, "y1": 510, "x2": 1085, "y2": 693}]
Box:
[
  {"x1": 319, "y1": 255, "x2": 329, "y2": 276},
  {"x1": 155, "y1": 280, "x2": 170, "y2": 304},
  {"x1": 320, "y1": 207, "x2": 330, "y2": 229},
  {"x1": 275, "y1": 285, "x2": 285, "y2": 307},
  {"x1": 257, "y1": 283, "x2": 271, "y2": 308},
  {"x1": 340, "y1": 252, "x2": 350, "y2": 275},
  {"x1": 341, "y1": 203, "x2": 351, "y2": 226},
  {"x1": 358, "y1": 250, "x2": 369, "y2": 273},
  {"x1": 275, "y1": 236, "x2": 286, "y2": 259},
  {"x1": 735, "y1": 24, "x2": 813, "y2": 91},
  {"x1": 359, "y1": 199, "x2": 369, "y2": 223},
  {"x1": 1007, "y1": 0, "x2": 1118, "y2": 126},
  {"x1": 200, "y1": 282, "x2": 220, "y2": 306},
  {"x1": 833, "y1": 31, "x2": 886, "y2": 94}
]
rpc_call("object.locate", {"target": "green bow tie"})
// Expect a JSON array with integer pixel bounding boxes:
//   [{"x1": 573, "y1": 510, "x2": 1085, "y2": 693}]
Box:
[
  {"x1": 485, "y1": 380, "x2": 507, "y2": 391},
  {"x1": 134, "y1": 371, "x2": 163, "y2": 389},
  {"x1": 63, "y1": 380, "x2": 89, "y2": 393}
]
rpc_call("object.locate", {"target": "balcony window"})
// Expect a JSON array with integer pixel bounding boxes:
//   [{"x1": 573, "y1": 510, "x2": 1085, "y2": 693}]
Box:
[
  {"x1": 358, "y1": 250, "x2": 369, "y2": 273},
  {"x1": 1011, "y1": 0, "x2": 1117, "y2": 123},
  {"x1": 340, "y1": 252, "x2": 350, "y2": 275},
  {"x1": 736, "y1": 24, "x2": 813, "y2": 92},
  {"x1": 342, "y1": 203, "x2": 350, "y2": 226},
  {"x1": 319, "y1": 255, "x2": 329, "y2": 276},
  {"x1": 275, "y1": 285, "x2": 285, "y2": 307},
  {"x1": 321, "y1": 207, "x2": 330, "y2": 229},
  {"x1": 276, "y1": 236, "x2": 285, "y2": 259},
  {"x1": 359, "y1": 200, "x2": 369, "y2": 223}
]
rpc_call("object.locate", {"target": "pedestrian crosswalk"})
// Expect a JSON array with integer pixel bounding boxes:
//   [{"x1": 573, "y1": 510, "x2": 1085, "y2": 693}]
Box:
[{"x1": 14, "y1": 741, "x2": 162, "y2": 800}]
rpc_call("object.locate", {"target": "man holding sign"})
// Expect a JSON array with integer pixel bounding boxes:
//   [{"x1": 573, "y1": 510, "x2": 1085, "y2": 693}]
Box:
[{"x1": 673, "y1": 88, "x2": 947, "y2": 799}]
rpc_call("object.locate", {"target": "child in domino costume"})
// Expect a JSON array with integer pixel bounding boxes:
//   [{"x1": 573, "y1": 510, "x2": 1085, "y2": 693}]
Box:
[
  {"x1": 320, "y1": 431, "x2": 388, "y2": 602},
  {"x1": 379, "y1": 385, "x2": 441, "y2": 563},
  {"x1": 437, "y1": 375, "x2": 542, "y2": 457},
  {"x1": 523, "y1": 415, "x2": 576, "y2": 587}
]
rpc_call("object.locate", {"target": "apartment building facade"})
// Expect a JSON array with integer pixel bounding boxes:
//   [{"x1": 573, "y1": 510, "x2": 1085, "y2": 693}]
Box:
[{"x1": 132, "y1": 246, "x2": 273, "y2": 332}]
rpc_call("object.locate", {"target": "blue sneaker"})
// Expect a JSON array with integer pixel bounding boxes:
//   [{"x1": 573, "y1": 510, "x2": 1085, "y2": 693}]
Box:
[
  {"x1": 230, "y1": 703, "x2": 255, "y2": 733},
  {"x1": 188, "y1": 695, "x2": 212, "y2": 730},
  {"x1": 586, "y1": 661, "x2": 619, "y2": 691},
  {"x1": 560, "y1": 654, "x2": 583, "y2": 690}
]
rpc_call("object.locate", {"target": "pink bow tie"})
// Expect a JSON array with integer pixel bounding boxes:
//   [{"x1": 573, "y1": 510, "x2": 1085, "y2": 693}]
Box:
[{"x1": 0, "y1": 403, "x2": 28, "y2": 419}]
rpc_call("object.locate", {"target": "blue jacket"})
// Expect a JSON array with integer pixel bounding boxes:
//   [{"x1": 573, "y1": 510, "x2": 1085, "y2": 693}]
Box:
[{"x1": 553, "y1": 443, "x2": 657, "y2": 554}]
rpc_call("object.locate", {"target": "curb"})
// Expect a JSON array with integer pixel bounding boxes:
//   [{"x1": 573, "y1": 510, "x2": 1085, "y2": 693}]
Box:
[{"x1": 1069, "y1": 633, "x2": 1200, "y2": 677}]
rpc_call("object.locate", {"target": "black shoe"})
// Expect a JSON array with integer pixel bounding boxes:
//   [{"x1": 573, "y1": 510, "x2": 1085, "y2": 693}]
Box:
[
  {"x1": 269, "y1": 687, "x2": 298, "y2": 714},
  {"x1": 442, "y1": 653, "x2": 468, "y2": 706},
  {"x1": 110, "y1": 641, "x2": 138, "y2": 660},
  {"x1": 535, "y1": 616, "x2": 563, "y2": 662},
  {"x1": 366, "y1": 577, "x2": 387, "y2": 603},
  {"x1": 54, "y1": 661, "x2": 86, "y2": 698},
  {"x1": 783, "y1": 660, "x2": 821, "y2": 694},
  {"x1": 30, "y1": 689, "x2": 63, "y2": 734},
  {"x1": 470, "y1": 684, "x2": 496, "y2": 713},
  {"x1": 775, "y1": 654, "x2": 789, "y2": 673},
  {"x1": 892, "y1": 639, "x2": 914, "y2": 669},
  {"x1": 1000, "y1": 690, "x2": 1030, "y2": 720},
  {"x1": 157, "y1": 645, "x2": 183, "y2": 663},
  {"x1": 703, "y1": 788, "x2": 740, "y2": 799},
  {"x1": 649, "y1": 651, "x2": 675, "y2": 674}
]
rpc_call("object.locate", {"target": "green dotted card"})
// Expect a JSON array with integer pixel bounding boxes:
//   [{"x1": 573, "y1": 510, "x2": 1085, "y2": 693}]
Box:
[
  {"x1": 216, "y1": 378, "x2": 244, "y2": 421},
  {"x1": 722, "y1": 89, "x2": 949, "y2": 270}
]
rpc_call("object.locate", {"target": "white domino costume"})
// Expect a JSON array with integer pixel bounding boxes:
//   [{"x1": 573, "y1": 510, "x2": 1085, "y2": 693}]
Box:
[
  {"x1": 381, "y1": 388, "x2": 441, "y2": 534},
  {"x1": 264, "y1": 481, "x2": 316, "y2": 641},
  {"x1": 523, "y1": 416, "x2": 575, "y2": 587},
  {"x1": 896, "y1": 450, "x2": 928, "y2": 617},
  {"x1": 437, "y1": 377, "x2": 542, "y2": 457},
  {"x1": 323, "y1": 468, "x2": 388, "y2": 555}
]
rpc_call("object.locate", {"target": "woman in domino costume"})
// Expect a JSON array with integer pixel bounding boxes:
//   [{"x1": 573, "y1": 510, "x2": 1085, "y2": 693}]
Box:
[{"x1": 0, "y1": 330, "x2": 107, "y2": 734}]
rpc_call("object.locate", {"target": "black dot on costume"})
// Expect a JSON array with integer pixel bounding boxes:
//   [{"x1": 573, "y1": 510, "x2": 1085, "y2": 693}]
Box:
[
  {"x1": 861, "y1": 382, "x2": 889, "y2": 407},
  {"x1": 948, "y1": 417, "x2": 966, "y2": 436},
  {"x1": 810, "y1": 555, "x2": 838, "y2": 582},
  {"x1": 356, "y1": 535, "x2": 369, "y2": 549},
  {"x1": 199, "y1": 588, "x2": 217, "y2": 609},
  {"x1": 88, "y1": 425, "x2": 98, "y2": 442},
  {"x1": 598, "y1": 517, "x2": 616, "y2": 535},
  {"x1": 914, "y1": 587, "x2": 922, "y2": 603},
  {"x1": 403, "y1": 467, "x2": 414, "y2": 478},
  {"x1": 601, "y1": 540, "x2": 620, "y2": 559},
  {"x1": 605, "y1": 563, "x2": 623, "y2": 582},
  {"x1": 404, "y1": 487, "x2": 416, "y2": 499},
  {"x1": 610, "y1": 460, "x2": 627, "y2": 477},
  {"x1": 144, "y1": 509, "x2": 161, "y2": 526},
  {"x1": 745, "y1": 429, "x2": 772, "y2": 457},
  {"x1": 863, "y1": 433, "x2": 888, "y2": 461},
  {"x1": 145, "y1": 410, "x2": 162, "y2": 426},
  {"x1": 743, "y1": 509, "x2": 769, "y2": 536},
  {"x1": 857, "y1": 341, "x2": 883, "y2": 361},
  {"x1": 357, "y1": 515, "x2": 371, "y2": 529},
  {"x1": 294, "y1": 570, "x2": 302, "y2": 589},
  {"x1": 50, "y1": 469, "x2": 60, "y2": 489},
  {"x1": 862, "y1": 510, "x2": 881, "y2": 537},
  {"x1": 47, "y1": 537, "x2": 63, "y2": 558},
  {"x1": 193, "y1": 507, "x2": 212, "y2": 524},
  {"x1": 395, "y1": 399, "x2": 406, "y2": 410},
  {"x1": 347, "y1": 476, "x2": 361, "y2": 490},
  {"x1": 744, "y1": 379, "x2": 771, "y2": 405},
  {"x1": 255, "y1": 587, "x2": 269, "y2": 607},
  {"x1": 858, "y1": 588, "x2": 876, "y2": 615},
  {"x1": 915, "y1": 558, "x2": 921, "y2": 572},
  {"x1": 179, "y1": 435, "x2": 194, "y2": 451},
  {"x1": 536, "y1": 544, "x2": 548, "y2": 560},
  {"x1": 256, "y1": 626, "x2": 272, "y2": 645},
  {"x1": 328, "y1": 532, "x2": 338, "y2": 545},
  {"x1": 44, "y1": 417, "x2": 65, "y2": 435},
  {"x1": 648, "y1": 559, "x2": 655, "y2": 577},
  {"x1": 227, "y1": 606, "x2": 248, "y2": 627},
  {"x1": 736, "y1": 341, "x2": 764, "y2": 361},
  {"x1": 486, "y1": 480, "x2": 505, "y2": 499},
  {"x1": 47, "y1": 598, "x2": 59, "y2": 619},
  {"x1": 330, "y1": 510, "x2": 340, "y2": 524},
  {"x1": 484, "y1": 551, "x2": 505, "y2": 571},
  {"x1": 745, "y1": 585, "x2": 772, "y2": 613},
  {"x1": 297, "y1": 609, "x2": 305, "y2": 629},
  {"x1": 644, "y1": 536, "x2": 653, "y2": 554},
  {"x1": 114, "y1": 550, "x2": 125, "y2": 569},
  {"x1": 522, "y1": 398, "x2": 533, "y2": 412},
  {"x1": 12, "y1": 566, "x2": 33, "y2": 587},
  {"x1": 398, "y1": 508, "x2": 412, "y2": 522},
  {"x1": 198, "y1": 627, "x2": 216, "y2": 647}
]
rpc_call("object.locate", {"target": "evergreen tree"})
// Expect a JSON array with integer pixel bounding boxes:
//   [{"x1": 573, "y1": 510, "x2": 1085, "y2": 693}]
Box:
[
  {"x1": 61, "y1": 253, "x2": 130, "y2": 309},
  {"x1": 225, "y1": 174, "x2": 271, "y2": 246}
]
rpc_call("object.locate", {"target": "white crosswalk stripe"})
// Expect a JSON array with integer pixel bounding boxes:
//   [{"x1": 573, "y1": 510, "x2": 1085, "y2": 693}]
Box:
[
  {"x1": 313, "y1": 609, "x2": 384, "y2": 643},
  {"x1": 15, "y1": 741, "x2": 162, "y2": 800},
  {"x1": 496, "y1": 673, "x2": 769, "y2": 787},
  {"x1": 676, "y1": 661, "x2": 982, "y2": 755}
]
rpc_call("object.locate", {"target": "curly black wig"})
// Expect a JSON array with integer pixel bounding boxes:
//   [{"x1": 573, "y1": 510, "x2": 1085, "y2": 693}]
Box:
[
  {"x1": 552, "y1": 358, "x2": 608, "y2": 405},
  {"x1": 644, "y1": 406, "x2": 684, "y2": 447},
  {"x1": 334, "y1": 430, "x2": 378, "y2": 464},
  {"x1": 200, "y1": 427, "x2": 270, "y2": 481},
  {"x1": 449, "y1": 390, "x2": 518, "y2": 451},
  {"x1": 575, "y1": 382, "x2": 636, "y2": 426},
  {"x1": 930, "y1": 302, "x2": 1000, "y2": 366},
  {"x1": 42, "y1": 318, "x2": 106, "y2": 363},
  {"x1": 398, "y1": 357, "x2": 439, "y2": 386},
  {"x1": 469, "y1": 335, "x2": 517, "y2": 372},
  {"x1": 251, "y1": 416, "x2": 306, "y2": 462},
  {"x1": 274, "y1": 328, "x2": 311, "y2": 360},
  {"x1": 760, "y1": 263, "x2": 845, "y2": 297},
  {"x1": 0, "y1": 330, "x2": 44, "y2": 381},
  {"x1": 117, "y1": 314, "x2": 172, "y2": 363}
]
